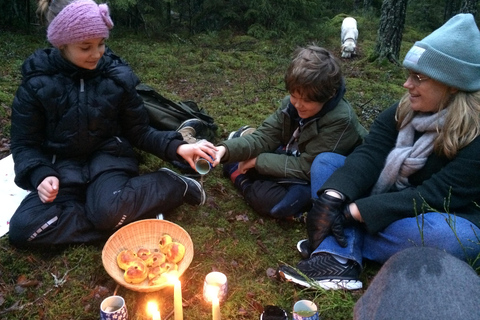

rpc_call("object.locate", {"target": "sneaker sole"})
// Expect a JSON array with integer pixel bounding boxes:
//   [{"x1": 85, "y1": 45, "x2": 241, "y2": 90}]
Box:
[
  {"x1": 278, "y1": 268, "x2": 363, "y2": 290},
  {"x1": 160, "y1": 168, "x2": 206, "y2": 205},
  {"x1": 296, "y1": 239, "x2": 311, "y2": 259}
]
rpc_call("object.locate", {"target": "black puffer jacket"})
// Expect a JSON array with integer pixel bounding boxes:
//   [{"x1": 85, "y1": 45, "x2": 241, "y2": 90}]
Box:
[{"x1": 11, "y1": 47, "x2": 185, "y2": 190}]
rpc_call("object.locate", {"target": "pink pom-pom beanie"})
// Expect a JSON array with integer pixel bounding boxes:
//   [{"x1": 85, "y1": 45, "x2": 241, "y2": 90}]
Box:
[{"x1": 47, "y1": 0, "x2": 114, "y2": 48}]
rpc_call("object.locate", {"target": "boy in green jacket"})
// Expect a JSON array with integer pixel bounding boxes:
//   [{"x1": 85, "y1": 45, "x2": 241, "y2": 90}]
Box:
[{"x1": 212, "y1": 45, "x2": 367, "y2": 220}]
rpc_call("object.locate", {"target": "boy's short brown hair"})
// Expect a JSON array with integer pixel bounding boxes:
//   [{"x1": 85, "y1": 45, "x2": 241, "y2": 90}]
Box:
[{"x1": 285, "y1": 45, "x2": 342, "y2": 103}]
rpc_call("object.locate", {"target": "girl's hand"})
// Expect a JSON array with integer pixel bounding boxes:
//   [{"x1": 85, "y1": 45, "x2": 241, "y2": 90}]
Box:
[
  {"x1": 177, "y1": 140, "x2": 218, "y2": 171},
  {"x1": 37, "y1": 176, "x2": 59, "y2": 203}
]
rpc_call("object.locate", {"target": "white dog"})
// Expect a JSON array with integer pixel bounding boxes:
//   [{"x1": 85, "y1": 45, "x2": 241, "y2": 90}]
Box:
[{"x1": 341, "y1": 17, "x2": 358, "y2": 58}]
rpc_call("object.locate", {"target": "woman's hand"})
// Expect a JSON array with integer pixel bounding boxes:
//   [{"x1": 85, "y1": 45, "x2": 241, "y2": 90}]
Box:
[
  {"x1": 177, "y1": 140, "x2": 218, "y2": 171},
  {"x1": 37, "y1": 176, "x2": 59, "y2": 203}
]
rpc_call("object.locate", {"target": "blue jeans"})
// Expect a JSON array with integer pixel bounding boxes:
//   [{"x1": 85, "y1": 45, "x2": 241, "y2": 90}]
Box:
[
  {"x1": 310, "y1": 152, "x2": 346, "y2": 197},
  {"x1": 310, "y1": 152, "x2": 480, "y2": 268}
]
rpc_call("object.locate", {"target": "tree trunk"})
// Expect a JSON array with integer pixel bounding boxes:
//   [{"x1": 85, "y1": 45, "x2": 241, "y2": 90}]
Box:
[
  {"x1": 459, "y1": 0, "x2": 478, "y2": 16},
  {"x1": 374, "y1": 0, "x2": 408, "y2": 64}
]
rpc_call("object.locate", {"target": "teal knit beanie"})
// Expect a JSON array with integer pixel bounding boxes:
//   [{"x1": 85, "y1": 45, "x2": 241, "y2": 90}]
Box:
[{"x1": 403, "y1": 13, "x2": 480, "y2": 92}]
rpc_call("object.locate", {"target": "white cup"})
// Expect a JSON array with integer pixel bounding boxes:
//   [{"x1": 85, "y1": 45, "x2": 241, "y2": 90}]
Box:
[
  {"x1": 100, "y1": 295, "x2": 128, "y2": 320},
  {"x1": 292, "y1": 300, "x2": 319, "y2": 320},
  {"x1": 203, "y1": 271, "x2": 228, "y2": 303}
]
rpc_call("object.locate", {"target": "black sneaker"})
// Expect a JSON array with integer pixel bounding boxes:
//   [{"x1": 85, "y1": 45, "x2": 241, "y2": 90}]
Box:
[
  {"x1": 228, "y1": 125, "x2": 256, "y2": 140},
  {"x1": 177, "y1": 119, "x2": 206, "y2": 143},
  {"x1": 296, "y1": 239, "x2": 312, "y2": 259},
  {"x1": 277, "y1": 253, "x2": 363, "y2": 290},
  {"x1": 158, "y1": 168, "x2": 206, "y2": 205}
]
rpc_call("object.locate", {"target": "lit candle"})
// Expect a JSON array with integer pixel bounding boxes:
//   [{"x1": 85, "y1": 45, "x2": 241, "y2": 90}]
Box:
[
  {"x1": 147, "y1": 301, "x2": 161, "y2": 320},
  {"x1": 173, "y1": 277, "x2": 183, "y2": 320},
  {"x1": 212, "y1": 296, "x2": 221, "y2": 320},
  {"x1": 205, "y1": 285, "x2": 221, "y2": 320}
]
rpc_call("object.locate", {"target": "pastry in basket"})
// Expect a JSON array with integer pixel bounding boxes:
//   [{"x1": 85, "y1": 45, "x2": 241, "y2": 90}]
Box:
[
  {"x1": 159, "y1": 234, "x2": 173, "y2": 253},
  {"x1": 117, "y1": 249, "x2": 142, "y2": 270},
  {"x1": 148, "y1": 269, "x2": 180, "y2": 286},
  {"x1": 147, "y1": 252, "x2": 167, "y2": 267},
  {"x1": 137, "y1": 248, "x2": 151, "y2": 261},
  {"x1": 164, "y1": 242, "x2": 186, "y2": 263},
  {"x1": 124, "y1": 260, "x2": 148, "y2": 284},
  {"x1": 148, "y1": 262, "x2": 178, "y2": 280},
  {"x1": 148, "y1": 273, "x2": 169, "y2": 286}
]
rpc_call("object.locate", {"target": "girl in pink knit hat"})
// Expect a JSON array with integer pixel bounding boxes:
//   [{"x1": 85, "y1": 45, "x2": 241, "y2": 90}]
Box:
[{"x1": 8, "y1": 0, "x2": 217, "y2": 248}]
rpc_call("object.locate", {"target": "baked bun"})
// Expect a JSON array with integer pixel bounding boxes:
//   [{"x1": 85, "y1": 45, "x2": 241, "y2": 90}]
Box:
[
  {"x1": 164, "y1": 242, "x2": 186, "y2": 263},
  {"x1": 124, "y1": 260, "x2": 148, "y2": 284},
  {"x1": 148, "y1": 273, "x2": 168, "y2": 286},
  {"x1": 147, "y1": 252, "x2": 167, "y2": 267},
  {"x1": 148, "y1": 261, "x2": 177, "y2": 280},
  {"x1": 159, "y1": 234, "x2": 173, "y2": 253},
  {"x1": 117, "y1": 249, "x2": 142, "y2": 270},
  {"x1": 137, "y1": 248, "x2": 151, "y2": 261},
  {"x1": 148, "y1": 269, "x2": 180, "y2": 286}
]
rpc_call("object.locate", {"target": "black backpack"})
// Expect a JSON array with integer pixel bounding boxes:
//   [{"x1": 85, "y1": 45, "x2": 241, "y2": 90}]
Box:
[{"x1": 136, "y1": 83, "x2": 218, "y2": 141}]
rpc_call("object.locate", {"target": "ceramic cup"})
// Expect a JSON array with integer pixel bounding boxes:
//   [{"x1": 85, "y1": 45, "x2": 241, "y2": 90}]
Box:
[
  {"x1": 203, "y1": 271, "x2": 228, "y2": 303},
  {"x1": 100, "y1": 295, "x2": 128, "y2": 320},
  {"x1": 292, "y1": 300, "x2": 319, "y2": 320},
  {"x1": 195, "y1": 157, "x2": 212, "y2": 175}
]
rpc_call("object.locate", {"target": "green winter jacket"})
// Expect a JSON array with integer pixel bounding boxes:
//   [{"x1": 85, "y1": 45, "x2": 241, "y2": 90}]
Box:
[{"x1": 220, "y1": 94, "x2": 367, "y2": 181}]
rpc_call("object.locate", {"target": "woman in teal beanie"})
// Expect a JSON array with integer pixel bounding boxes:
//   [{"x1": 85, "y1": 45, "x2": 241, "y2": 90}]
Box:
[{"x1": 278, "y1": 13, "x2": 480, "y2": 290}]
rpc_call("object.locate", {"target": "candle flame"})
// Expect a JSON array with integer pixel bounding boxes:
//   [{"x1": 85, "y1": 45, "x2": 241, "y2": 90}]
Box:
[
  {"x1": 163, "y1": 271, "x2": 180, "y2": 285},
  {"x1": 147, "y1": 301, "x2": 159, "y2": 316},
  {"x1": 205, "y1": 285, "x2": 220, "y2": 302}
]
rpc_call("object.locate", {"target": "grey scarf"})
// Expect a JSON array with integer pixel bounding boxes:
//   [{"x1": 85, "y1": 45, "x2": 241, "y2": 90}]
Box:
[{"x1": 371, "y1": 109, "x2": 447, "y2": 194}]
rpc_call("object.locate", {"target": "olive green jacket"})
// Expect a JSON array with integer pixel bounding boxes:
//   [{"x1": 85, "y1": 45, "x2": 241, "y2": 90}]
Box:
[{"x1": 220, "y1": 95, "x2": 367, "y2": 181}]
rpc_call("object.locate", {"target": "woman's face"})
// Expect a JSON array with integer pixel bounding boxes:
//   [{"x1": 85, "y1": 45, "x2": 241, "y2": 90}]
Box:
[
  {"x1": 61, "y1": 37, "x2": 106, "y2": 70},
  {"x1": 403, "y1": 71, "x2": 456, "y2": 113},
  {"x1": 289, "y1": 92, "x2": 324, "y2": 119}
]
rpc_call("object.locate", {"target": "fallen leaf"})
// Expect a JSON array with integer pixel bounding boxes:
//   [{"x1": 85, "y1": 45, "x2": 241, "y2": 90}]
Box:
[
  {"x1": 266, "y1": 268, "x2": 277, "y2": 278},
  {"x1": 235, "y1": 214, "x2": 249, "y2": 222}
]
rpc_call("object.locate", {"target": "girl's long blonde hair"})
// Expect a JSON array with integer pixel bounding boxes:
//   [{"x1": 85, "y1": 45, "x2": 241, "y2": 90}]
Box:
[
  {"x1": 37, "y1": 0, "x2": 75, "y2": 26},
  {"x1": 396, "y1": 89, "x2": 480, "y2": 159}
]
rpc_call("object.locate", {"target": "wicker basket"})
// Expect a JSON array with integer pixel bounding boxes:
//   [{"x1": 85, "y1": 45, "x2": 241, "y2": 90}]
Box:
[{"x1": 102, "y1": 219, "x2": 194, "y2": 292}]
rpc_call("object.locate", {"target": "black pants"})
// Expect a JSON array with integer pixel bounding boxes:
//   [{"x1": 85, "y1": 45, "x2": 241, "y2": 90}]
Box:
[
  {"x1": 242, "y1": 179, "x2": 312, "y2": 218},
  {"x1": 9, "y1": 170, "x2": 188, "y2": 248}
]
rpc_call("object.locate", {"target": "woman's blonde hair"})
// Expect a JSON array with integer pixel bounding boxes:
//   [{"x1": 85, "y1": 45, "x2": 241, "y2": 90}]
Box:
[
  {"x1": 37, "y1": 0, "x2": 75, "y2": 26},
  {"x1": 396, "y1": 89, "x2": 480, "y2": 159}
]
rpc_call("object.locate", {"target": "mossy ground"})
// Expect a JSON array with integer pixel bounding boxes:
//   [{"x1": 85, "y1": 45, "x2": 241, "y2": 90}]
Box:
[{"x1": 0, "y1": 16, "x2": 415, "y2": 320}]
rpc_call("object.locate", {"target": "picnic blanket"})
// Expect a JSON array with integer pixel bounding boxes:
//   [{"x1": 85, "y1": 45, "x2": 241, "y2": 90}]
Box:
[{"x1": 0, "y1": 155, "x2": 29, "y2": 237}]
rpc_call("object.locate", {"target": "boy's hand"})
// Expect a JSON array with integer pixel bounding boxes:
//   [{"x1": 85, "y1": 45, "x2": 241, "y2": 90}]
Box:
[{"x1": 212, "y1": 145, "x2": 226, "y2": 167}]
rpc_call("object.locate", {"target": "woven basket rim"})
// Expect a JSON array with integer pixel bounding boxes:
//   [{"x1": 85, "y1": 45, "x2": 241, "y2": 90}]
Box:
[{"x1": 102, "y1": 219, "x2": 194, "y2": 292}]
